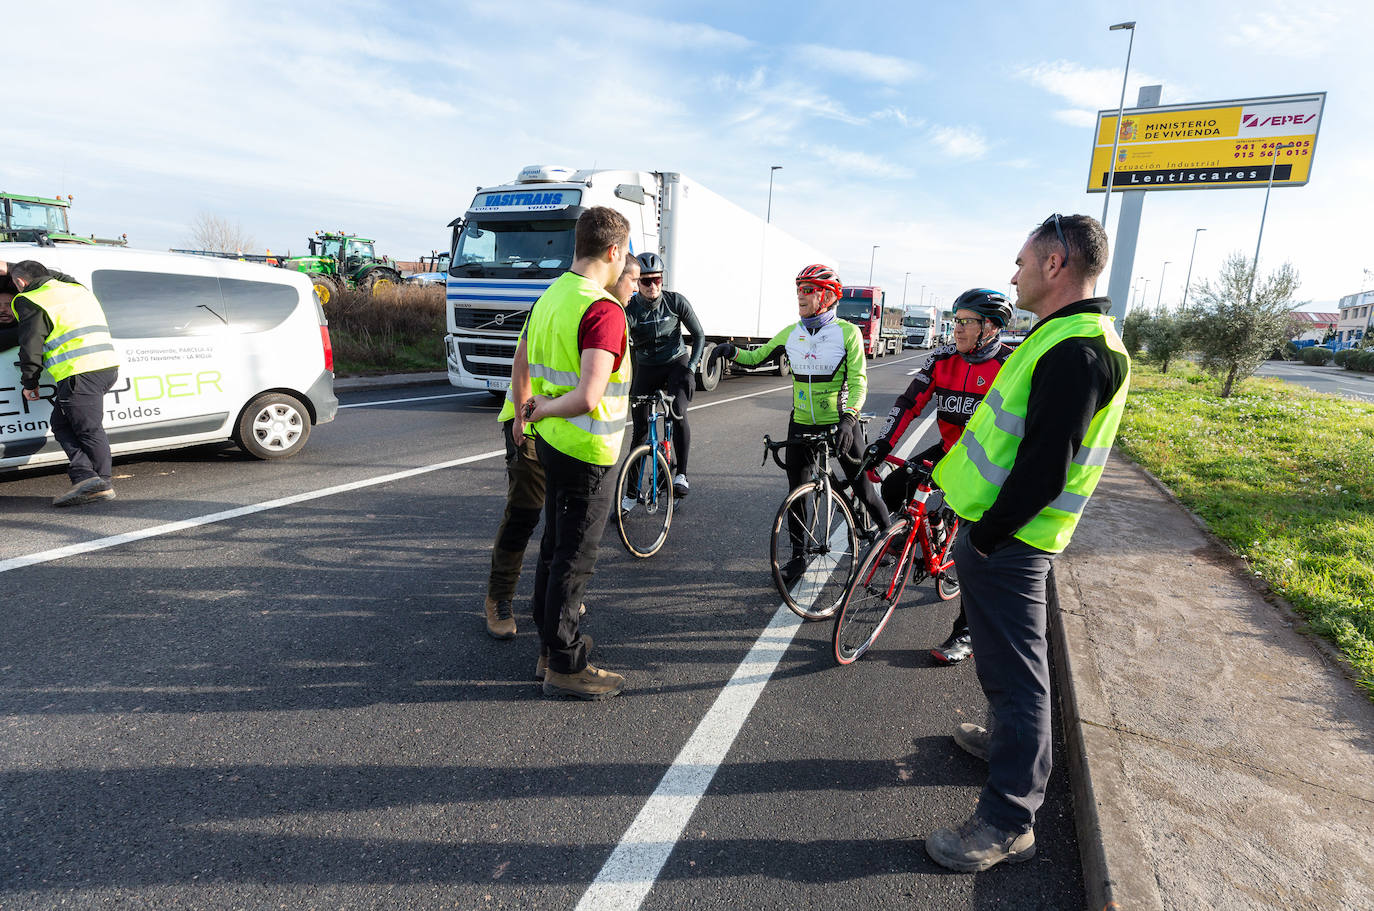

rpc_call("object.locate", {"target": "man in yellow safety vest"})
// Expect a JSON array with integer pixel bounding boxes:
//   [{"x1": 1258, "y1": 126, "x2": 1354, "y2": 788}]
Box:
[
  {"x1": 510, "y1": 207, "x2": 633, "y2": 701},
  {"x1": 5, "y1": 260, "x2": 122, "y2": 506},
  {"x1": 923, "y1": 214, "x2": 1130, "y2": 872}
]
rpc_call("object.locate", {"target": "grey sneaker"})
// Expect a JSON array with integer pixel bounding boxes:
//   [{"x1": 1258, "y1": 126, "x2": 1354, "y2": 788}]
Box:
[
  {"x1": 672, "y1": 473, "x2": 689, "y2": 498},
  {"x1": 953, "y1": 722, "x2": 990, "y2": 761},
  {"x1": 926, "y1": 814, "x2": 1036, "y2": 872},
  {"x1": 621, "y1": 496, "x2": 638, "y2": 513},
  {"x1": 53, "y1": 477, "x2": 114, "y2": 507},
  {"x1": 932, "y1": 631, "x2": 973, "y2": 665}
]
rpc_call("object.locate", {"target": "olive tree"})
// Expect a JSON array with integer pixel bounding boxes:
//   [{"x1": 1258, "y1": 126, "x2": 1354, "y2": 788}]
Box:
[
  {"x1": 1138, "y1": 307, "x2": 1188, "y2": 373},
  {"x1": 1182, "y1": 252, "x2": 1302, "y2": 397},
  {"x1": 1121, "y1": 307, "x2": 1148, "y2": 358}
]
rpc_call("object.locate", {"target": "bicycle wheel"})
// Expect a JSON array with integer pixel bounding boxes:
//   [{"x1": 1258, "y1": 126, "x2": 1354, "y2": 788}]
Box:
[
  {"x1": 936, "y1": 517, "x2": 961, "y2": 601},
  {"x1": 616, "y1": 444, "x2": 674, "y2": 558},
  {"x1": 769, "y1": 481, "x2": 859, "y2": 620},
  {"x1": 833, "y1": 517, "x2": 915, "y2": 664}
]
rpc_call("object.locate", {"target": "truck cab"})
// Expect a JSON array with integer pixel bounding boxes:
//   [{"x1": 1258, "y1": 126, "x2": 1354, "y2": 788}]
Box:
[{"x1": 837, "y1": 287, "x2": 901, "y2": 358}]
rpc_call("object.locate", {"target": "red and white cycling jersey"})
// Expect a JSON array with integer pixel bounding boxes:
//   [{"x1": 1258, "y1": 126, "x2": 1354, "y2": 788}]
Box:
[{"x1": 877, "y1": 338, "x2": 1015, "y2": 452}]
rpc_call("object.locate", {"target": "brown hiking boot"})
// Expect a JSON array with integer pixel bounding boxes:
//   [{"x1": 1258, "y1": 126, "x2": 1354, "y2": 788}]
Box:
[
  {"x1": 484, "y1": 598, "x2": 516, "y2": 639},
  {"x1": 926, "y1": 815, "x2": 1036, "y2": 872},
  {"x1": 542, "y1": 664, "x2": 625, "y2": 701},
  {"x1": 53, "y1": 477, "x2": 115, "y2": 507}
]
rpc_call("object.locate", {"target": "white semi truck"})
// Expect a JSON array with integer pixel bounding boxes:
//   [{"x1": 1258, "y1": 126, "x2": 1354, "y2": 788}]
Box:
[
  {"x1": 903, "y1": 304, "x2": 942, "y2": 348},
  {"x1": 443, "y1": 166, "x2": 834, "y2": 395}
]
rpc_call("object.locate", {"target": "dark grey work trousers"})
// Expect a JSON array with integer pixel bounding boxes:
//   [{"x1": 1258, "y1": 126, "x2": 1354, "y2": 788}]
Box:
[
  {"x1": 952, "y1": 524, "x2": 1056, "y2": 834},
  {"x1": 50, "y1": 368, "x2": 119, "y2": 484},
  {"x1": 532, "y1": 436, "x2": 613, "y2": 674},
  {"x1": 486, "y1": 420, "x2": 546, "y2": 604}
]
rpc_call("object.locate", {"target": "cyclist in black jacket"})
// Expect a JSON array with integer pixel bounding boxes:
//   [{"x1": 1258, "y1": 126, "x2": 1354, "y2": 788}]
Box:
[{"x1": 624, "y1": 252, "x2": 705, "y2": 500}]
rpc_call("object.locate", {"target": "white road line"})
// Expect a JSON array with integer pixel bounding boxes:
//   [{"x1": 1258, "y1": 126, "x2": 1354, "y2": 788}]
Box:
[
  {"x1": 0, "y1": 450, "x2": 504, "y2": 575},
  {"x1": 575, "y1": 518, "x2": 851, "y2": 911},
  {"x1": 339, "y1": 392, "x2": 486, "y2": 408}
]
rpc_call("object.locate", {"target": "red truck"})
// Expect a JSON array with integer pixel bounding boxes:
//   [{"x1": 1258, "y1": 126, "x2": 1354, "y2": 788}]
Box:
[{"x1": 837, "y1": 286, "x2": 903, "y2": 357}]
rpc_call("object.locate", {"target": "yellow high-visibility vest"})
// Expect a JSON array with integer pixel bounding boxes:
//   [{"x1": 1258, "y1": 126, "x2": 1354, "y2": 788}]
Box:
[{"x1": 11, "y1": 280, "x2": 120, "y2": 382}]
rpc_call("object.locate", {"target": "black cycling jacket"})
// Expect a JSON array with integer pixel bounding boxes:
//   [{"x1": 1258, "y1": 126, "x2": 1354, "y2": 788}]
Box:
[{"x1": 625, "y1": 290, "x2": 705, "y2": 370}]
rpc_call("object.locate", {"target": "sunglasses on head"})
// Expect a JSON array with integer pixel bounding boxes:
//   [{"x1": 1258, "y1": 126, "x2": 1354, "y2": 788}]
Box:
[
  {"x1": 1042, "y1": 213, "x2": 1069, "y2": 264},
  {"x1": 639, "y1": 276, "x2": 663, "y2": 286}
]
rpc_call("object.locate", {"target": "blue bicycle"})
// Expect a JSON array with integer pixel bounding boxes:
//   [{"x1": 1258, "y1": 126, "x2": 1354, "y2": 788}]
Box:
[{"x1": 615, "y1": 390, "x2": 678, "y2": 558}]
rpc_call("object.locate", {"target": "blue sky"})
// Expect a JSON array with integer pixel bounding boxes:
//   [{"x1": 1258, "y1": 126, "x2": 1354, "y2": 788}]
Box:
[{"x1": 4, "y1": 0, "x2": 1370, "y2": 309}]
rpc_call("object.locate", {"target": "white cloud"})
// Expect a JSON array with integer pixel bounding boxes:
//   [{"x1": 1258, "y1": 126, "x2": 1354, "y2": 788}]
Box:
[
  {"x1": 928, "y1": 125, "x2": 989, "y2": 160},
  {"x1": 1053, "y1": 109, "x2": 1097, "y2": 128},
  {"x1": 1016, "y1": 60, "x2": 1177, "y2": 126},
  {"x1": 872, "y1": 107, "x2": 925, "y2": 129},
  {"x1": 1223, "y1": 8, "x2": 1343, "y2": 59},
  {"x1": 804, "y1": 145, "x2": 907, "y2": 179},
  {"x1": 794, "y1": 45, "x2": 922, "y2": 85}
]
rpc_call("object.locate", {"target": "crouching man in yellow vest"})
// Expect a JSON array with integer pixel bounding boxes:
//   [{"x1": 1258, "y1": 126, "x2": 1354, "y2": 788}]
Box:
[
  {"x1": 510, "y1": 207, "x2": 633, "y2": 701},
  {"x1": 923, "y1": 215, "x2": 1130, "y2": 873},
  {"x1": 6, "y1": 260, "x2": 122, "y2": 507}
]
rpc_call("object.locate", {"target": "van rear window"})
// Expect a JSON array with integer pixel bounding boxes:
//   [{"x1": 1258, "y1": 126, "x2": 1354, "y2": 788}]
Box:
[{"x1": 91, "y1": 270, "x2": 300, "y2": 337}]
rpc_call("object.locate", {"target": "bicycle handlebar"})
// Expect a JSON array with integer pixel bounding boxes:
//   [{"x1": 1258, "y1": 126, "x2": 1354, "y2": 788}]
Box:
[{"x1": 630, "y1": 389, "x2": 685, "y2": 422}]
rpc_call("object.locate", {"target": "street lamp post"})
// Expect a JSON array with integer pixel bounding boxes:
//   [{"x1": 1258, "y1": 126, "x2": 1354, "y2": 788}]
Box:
[
  {"x1": 1156, "y1": 261, "x2": 1171, "y2": 308},
  {"x1": 1141, "y1": 278, "x2": 1150, "y2": 307},
  {"x1": 920, "y1": 284, "x2": 926, "y2": 308},
  {"x1": 1181, "y1": 227, "x2": 1206, "y2": 309},
  {"x1": 765, "y1": 165, "x2": 782, "y2": 223},
  {"x1": 901, "y1": 272, "x2": 911, "y2": 308},
  {"x1": 1099, "y1": 21, "x2": 1137, "y2": 235},
  {"x1": 1246, "y1": 143, "x2": 1296, "y2": 305},
  {"x1": 869, "y1": 245, "x2": 879, "y2": 284}
]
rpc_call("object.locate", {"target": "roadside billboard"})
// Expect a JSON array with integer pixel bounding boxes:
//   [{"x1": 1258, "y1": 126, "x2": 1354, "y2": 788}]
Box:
[{"x1": 1087, "y1": 93, "x2": 1326, "y2": 192}]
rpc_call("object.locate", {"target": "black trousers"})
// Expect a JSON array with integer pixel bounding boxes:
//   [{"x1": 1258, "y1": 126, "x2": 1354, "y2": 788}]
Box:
[
  {"x1": 532, "y1": 436, "x2": 614, "y2": 674},
  {"x1": 953, "y1": 525, "x2": 1056, "y2": 833},
  {"x1": 629, "y1": 354, "x2": 693, "y2": 474},
  {"x1": 784, "y1": 415, "x2": 888, "y2": 553},
  {"x1": 50, "y1": 368, "x2": 118, "y2": 484},
  {"x1": 486, "y1": 420, "x2": 546, "y2": 603}
]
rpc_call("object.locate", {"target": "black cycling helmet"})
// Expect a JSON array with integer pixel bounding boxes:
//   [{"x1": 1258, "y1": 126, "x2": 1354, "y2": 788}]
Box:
[
  {"x1": 637, "y1": 252, "x2": 664, "y2": 274},
  {"x1": 952, "y1": 288, "x2": 1013, "y2": 327}
]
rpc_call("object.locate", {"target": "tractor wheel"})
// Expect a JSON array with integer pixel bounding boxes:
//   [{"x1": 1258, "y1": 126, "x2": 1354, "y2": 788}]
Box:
[
  {"x1": 311, "y1": 275, "x2": 340, "y2": 306},
  {"x1": 363, "y1": 270, "x2": 400, "y2": 296}
]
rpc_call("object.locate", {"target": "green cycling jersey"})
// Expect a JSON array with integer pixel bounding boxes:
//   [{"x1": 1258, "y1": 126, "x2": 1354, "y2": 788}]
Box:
[{"x1": 732, "y1": 317, "x2": 868, "y2": 425}]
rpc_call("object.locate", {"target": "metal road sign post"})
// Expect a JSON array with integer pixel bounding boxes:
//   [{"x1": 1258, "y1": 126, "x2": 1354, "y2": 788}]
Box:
[{"x1": 1106, "y1": 85, "x2": 1161, "y2": 324}]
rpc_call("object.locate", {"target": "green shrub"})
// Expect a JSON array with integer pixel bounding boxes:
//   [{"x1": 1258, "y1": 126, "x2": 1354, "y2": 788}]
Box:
[
  {"x1": 1334, "y1": 348, "x2": 1352, "y2": 367},
  {"x1": 1350, "y1": 350, "x2": 1374, "y2": 373},
  {"x1": 323, "y1": 284, "x2": 446, "y2": 374},
  {"x1": 1300, "y1": 346, "x2": 1333, "y2": 366}
]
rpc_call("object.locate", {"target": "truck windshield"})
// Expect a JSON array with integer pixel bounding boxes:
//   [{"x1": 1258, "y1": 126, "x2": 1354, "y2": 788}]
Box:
[
  {"x1": 453, "y1": 218, "x2": 576, "y2": 276},
  {"x1": 903, "y1": 316, "x2": 932, "y2": 328},
  {"x1": 8, "y1": 200, "x2": 69, "y2": 233},
  {"x1": 837, "y1": 301, "x2": 871, "y2": 321}
]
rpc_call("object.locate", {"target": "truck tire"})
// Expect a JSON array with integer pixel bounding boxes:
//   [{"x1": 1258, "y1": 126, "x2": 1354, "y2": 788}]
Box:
[
  {"x1": 311, "y1": 274, "x2": 340, "y2": 306},
  {"x1": 235, "y1": 392, "x2": 312, "y2": 460},
  {"x1": 696, "y1": 343, "x2": 723, "y2": 392},
  {"x1": 775, "y1": 352, "x2": 791, "y2": 377}
]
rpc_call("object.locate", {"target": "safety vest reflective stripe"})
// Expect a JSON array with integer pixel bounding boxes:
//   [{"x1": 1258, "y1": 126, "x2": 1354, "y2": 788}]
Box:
[
  {"x1": 47, "y1": 343, "x2": 117, "y2": 367},
  {"x1": 528, "y1": 363, "x2": 630, "y2": 397},
  {"x1": 44, "y1": 324, "x2": 110, "y2": 352}
]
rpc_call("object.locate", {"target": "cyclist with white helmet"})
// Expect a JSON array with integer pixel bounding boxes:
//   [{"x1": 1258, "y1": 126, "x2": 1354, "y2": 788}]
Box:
[
  {"x1": 866, "y1": 288, "x2": 1017, "y2": 664},
  {"x1": 711, "y1": 264, "x2": 888, "y2": 583}
]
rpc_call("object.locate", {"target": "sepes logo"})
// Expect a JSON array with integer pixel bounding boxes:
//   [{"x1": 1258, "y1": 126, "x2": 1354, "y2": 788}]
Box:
[{"x1": 1241, "y1": 112, "x2": 1316, "y2": 129}]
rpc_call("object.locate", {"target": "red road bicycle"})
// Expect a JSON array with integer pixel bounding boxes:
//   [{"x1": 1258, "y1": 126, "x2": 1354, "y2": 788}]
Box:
[{"x1": 832, "y1": 455, "x2": 961, "y2": 665}]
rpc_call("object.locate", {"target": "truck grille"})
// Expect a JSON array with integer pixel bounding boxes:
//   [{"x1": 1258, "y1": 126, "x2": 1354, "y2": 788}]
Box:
[
  {"x1": 453, "y1": 308, "x2": 528, "y2": 332},
  {"x1": 458, "y1": 340, "x2": 514, "y2": 378}
]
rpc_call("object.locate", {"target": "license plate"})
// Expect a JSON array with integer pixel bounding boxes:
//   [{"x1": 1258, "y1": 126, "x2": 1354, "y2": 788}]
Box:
[{"x1": 486, "y1": 379, "x2": 510, "y2": 391}]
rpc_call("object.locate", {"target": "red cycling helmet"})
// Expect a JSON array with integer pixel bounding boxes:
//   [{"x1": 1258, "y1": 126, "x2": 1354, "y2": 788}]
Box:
[{"x1": 795, "y1": 263, "x2": 843, "y2": 301}]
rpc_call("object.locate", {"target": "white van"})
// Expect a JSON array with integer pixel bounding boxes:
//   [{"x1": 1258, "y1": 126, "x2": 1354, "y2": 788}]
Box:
[{"x1": 1, "y1": 242, "x2": 337, "y2": 471}]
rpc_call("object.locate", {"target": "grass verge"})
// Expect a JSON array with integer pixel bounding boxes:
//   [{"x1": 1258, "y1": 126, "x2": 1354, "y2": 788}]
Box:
[
  {"x1": 324, "y1": 284, "x2": 446, "y2": 375},
  {"x1": 1116, "y1": 363, "x2": 1374, "y2": 697}
]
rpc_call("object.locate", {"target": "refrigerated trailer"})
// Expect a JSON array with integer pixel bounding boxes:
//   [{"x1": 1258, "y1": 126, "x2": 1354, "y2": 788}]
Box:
[{"x1": 443, "y1": 166, "x2": 835, "y2": 394}]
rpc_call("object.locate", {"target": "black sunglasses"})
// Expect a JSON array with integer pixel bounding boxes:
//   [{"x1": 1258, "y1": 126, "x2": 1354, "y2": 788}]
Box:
[{"x1": 1042, "y1": 213, "x2": 1069, "y2": 265}]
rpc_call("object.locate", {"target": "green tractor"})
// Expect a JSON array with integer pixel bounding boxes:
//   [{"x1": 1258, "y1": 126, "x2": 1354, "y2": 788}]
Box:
[
  {"x1": 285, "y1": 231, "x2": 402, "y2": 304},
  {"x1": 0, "y1": 192, "x2": 128, "y2": 245}
]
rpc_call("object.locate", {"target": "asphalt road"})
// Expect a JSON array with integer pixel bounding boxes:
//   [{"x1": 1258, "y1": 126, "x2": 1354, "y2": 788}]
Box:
[
  {"x1": 0, "y1": 353, "x2": 1084, "y2": 910},
  {"x1": 1255, "y1": 359, "x2": 1374, "y2": 402}
]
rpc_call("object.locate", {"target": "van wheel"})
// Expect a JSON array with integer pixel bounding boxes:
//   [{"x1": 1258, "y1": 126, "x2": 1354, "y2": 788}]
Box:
[
  {"x1": 696, "y1": 343, "x2": 723, "y2": 391},
  {"x1": 312, "y1": 275, "x2": 340, "y2": 306},
  {"x1": 236, "y1": 392, "x2": 312, "y2": 460},
  {"x1": 775, "y1": 352, "x2": 791, "y2": 377}
]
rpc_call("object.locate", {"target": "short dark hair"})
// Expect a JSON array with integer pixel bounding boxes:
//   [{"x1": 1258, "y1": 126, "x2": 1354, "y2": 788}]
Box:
[
  {"x1": 9, "y1": 260, "x2": 51, "y2": 288},
  {"x1": 574, "y1": 206, "x2": 630, "y2": 260},
  {"x1": 1029, "y1": 214, "x2": 1108, "y2": 280},
  {"x1": 620, "y1": 256, "x2": 641, "y2": 277}
]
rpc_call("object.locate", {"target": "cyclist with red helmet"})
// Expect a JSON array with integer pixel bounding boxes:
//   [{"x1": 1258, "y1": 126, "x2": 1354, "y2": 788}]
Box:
[
  {"x1": 866, "y1": 288, "x2": 1016, "y2": 663},
  {"x1": 710, "y1": 264, "x2": 889, "y2": 583}
]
